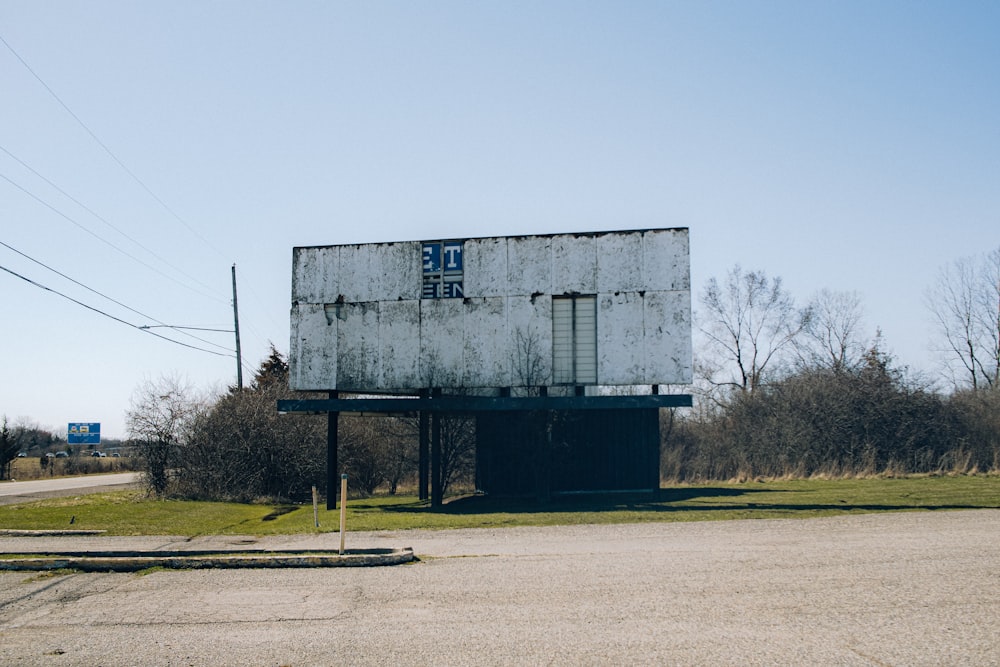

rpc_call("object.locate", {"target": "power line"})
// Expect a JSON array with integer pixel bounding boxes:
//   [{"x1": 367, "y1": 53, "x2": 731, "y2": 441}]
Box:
[
  {"x1": 0, "y1": 143, "x2": 224, "y2": 299},
  {"x1": 0, "y1": 240, "x2": 232, "y2": 353},
  {"x1": 0, "y1": 261, "x2": 234, "y2": 358},
  {"x1": 0, "y1": 31, "x2": 229, "y2": 263},
  {"x1": 0, "y1": 171, "x2": 224, "y2": 304},
  {"x1": 1, "y1": 30, "x2": 276, "y2": 370}
]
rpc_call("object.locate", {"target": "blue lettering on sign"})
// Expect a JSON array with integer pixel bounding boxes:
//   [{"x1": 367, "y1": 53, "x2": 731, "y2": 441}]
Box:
[
  {"x1": 422, "y1": 244, "x2": 441, "y2": 273},
  {"x1": 422, "y1": 240, "x2": 465, "y2": 298},
  {"x1": 443, "y1": 243, "x2": 463, "y2": 271}
]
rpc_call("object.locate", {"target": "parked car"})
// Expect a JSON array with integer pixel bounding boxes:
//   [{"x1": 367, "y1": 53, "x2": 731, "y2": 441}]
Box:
[
  {"x1": 55, "y1": 451, "x2": 69, "y2": 458},
  {"x1": 91, "y1": 451, "x2": 107, "y2": 457}
]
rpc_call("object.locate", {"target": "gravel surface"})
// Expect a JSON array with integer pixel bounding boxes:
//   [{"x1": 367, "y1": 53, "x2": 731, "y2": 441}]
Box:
[{"x1": 1, "y1": 509, "x2": 998, "y2": 665}]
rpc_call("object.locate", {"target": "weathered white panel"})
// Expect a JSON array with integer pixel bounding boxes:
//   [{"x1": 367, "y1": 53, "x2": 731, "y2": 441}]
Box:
[
  {"x1": 552, "y1": 234, "x2": 597, "y2": 294},
  {"x1": 463, "y1": 297, "x2": 509, "y2": 386},
  {"x1": 644, "y1": 290, "x2": 693, "y2": 384},
  {"x1": 292, "y1": 246, "x2": 340, "y2": 303},
  {"x1": 507, "y1": 295, "x2": 552, "y2": 386},
  {"x1": 338, "y1": 244, "x2": 380, "y2": 302},
  {"x1": 289, "y1": 228, "x2": 692, "y2": 391},
  {"x1": 598, "y1": 292, "x2": 644, "y2": 385},
  {"x1": 508, "y1": 236, "x2": 551, "y2": 296},
  {"x1": 289, "y1": 303, "x2": 337, "y2": 390},
  {"x1": 336, "y1": 302, "x2": 380, "y2": 389},
  {"x1": 643, "y1": 229, "x2": 690, "y2": 291},
  {"x1": 377, "y1": 242, "x2": 422, "y2": 301},
  {"x1": 419, "y1": 299, "x2": 464, "y2": 387},
  {"x1": 597, "y1": 231, "x2": 643, "y2": 293},
  {"x1": 464, "y1": 237, "x2": 508, "y2": 298},
  {"x1": 379, "y1": 300, "x2": 421, "y2": 389}
]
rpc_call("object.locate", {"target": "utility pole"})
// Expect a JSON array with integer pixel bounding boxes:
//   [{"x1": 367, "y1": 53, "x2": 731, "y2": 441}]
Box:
[{"x1": 232, "y1": 263, "x2": 243, "y2": 389}]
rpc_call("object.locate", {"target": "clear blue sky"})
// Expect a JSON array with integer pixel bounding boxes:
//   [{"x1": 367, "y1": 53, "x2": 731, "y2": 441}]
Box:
[{"x1": 2, "y1": 1, "x2": 997, "y2": 438}]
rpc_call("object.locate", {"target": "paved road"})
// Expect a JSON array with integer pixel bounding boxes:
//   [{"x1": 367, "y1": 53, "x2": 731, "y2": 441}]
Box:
[
  {"x1": 0, "y1": 472, "x2": 140, "y2": 506},
  {"x1": 1, "y1": 509, "x2": 998, "y2": 665}
]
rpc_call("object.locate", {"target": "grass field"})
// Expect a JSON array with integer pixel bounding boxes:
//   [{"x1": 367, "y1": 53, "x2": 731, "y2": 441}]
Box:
[
  {"x1": 6, "y1": 455, "x2": 135, "y2": 480},
  {"x1": 1, "y1": 474, "x2": 998, "y2": 536}
]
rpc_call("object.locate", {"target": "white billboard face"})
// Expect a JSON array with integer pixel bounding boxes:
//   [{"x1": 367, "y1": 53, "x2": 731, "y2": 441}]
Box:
[{"x1": 290, "y1": 229, "x2": 692, "y2": 392}]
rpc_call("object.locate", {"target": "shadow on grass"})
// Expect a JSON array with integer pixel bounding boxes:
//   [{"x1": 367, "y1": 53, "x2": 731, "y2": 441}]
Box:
[
  {"x1": 368, "y1": 486, "x2": 1000, "y2": 517},
  {"x1": 374, "y1": 487, "x2": 772, "y2": 516}
]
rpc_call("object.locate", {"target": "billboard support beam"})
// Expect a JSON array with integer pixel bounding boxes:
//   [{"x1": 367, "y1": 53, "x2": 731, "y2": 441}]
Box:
[
  {"x1": 430, "y1": 388, "x2": 443, "y2": 507},
  {"x1": 327, "y1": 390, "x2": 339, "y2": 510},
  {"x1": 418, "y1": 389, "x2": 429, "y2": 501},
  {"x1": 279, "y1": 393, "x2": 692, "y2": 415}
]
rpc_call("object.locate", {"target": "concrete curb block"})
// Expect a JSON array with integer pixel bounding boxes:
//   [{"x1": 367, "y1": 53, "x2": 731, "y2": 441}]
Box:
[
  {"x1": 0, "y1": 529, "x2": 107, "y2": 537},
  {"x1": 0, "y1": 547, "x2": 415, "y2": 571}
]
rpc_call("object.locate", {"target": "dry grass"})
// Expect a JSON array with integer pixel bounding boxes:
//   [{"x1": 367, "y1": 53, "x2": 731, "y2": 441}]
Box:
[{"x1": 7, "y1": 455, "x2": 136, "y2": 481}]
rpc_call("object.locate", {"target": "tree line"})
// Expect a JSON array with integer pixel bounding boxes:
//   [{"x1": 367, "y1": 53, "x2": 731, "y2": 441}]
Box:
[{"x1": 669, "y1": 247, "x2": 999, "y2": 481}]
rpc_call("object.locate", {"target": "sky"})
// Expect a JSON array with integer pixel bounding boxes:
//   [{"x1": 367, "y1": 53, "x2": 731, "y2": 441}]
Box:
[{"x1": 2, "y1": 1, "x2": 998, "y2": 439}]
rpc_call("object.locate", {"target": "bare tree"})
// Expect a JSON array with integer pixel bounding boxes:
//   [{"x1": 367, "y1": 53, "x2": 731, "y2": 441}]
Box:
[
  {"x1": 512, "y1": 326, "x2": 547, "y2": 389},
  {"x1": 126, "y1": 375, "x2": 203, "y2": 496},
  {"x1": 438, "y1": 414, "x2": 476, "y2": 495},
  {"x1": 927, "y1": 247, "x2": 1000, "y2": 390},
  {"x1": 800, "y1": 289, "x2": 868, "y2": 372},
  {"x1": 396, "y1": 411, "x2": 475, "y2": 498},
  {"x1": 180, "y1": 349, "x2": 326, "y2": 502},
  {"x1": 340, "y1": 416, "x2": 391, "y2": 496},
  {"x1": 699, "y1": 265, "x2": 812, "y2": 393}
]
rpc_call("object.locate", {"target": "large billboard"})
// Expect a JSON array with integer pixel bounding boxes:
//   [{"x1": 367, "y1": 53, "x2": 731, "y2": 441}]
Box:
[{"x1": 289, "y1": 228, "x2": 692, "y2": 393}]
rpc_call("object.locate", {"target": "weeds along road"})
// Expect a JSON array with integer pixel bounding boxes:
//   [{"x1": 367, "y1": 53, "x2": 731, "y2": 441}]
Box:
[
  {"x1": 0, "y1": 473, "x2": 140, "y2": 506},
  {"x1": 1, "y1": 509, "x2": 999, "y2": 666}
]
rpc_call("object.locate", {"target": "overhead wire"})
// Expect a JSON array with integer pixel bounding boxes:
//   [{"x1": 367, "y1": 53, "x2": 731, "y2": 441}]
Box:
[
  {"x1": 0, "y1": 143, "x2": 224, "y2": 299},
  {"x1": 0, "y1": 262, "x2": 234, "y2": 358},
  {"x1": 0, "y1": 240, "x2": 233, "y2": 353},
  {"x1": 2, "y1": 30, "x2": 276, "y2": 368},
  {"x1": 0, "y1": 172, "x2": 227, "y2": 305},
  {"x1": 0, "y1": 31, "x2": 228, "y2": 261}
]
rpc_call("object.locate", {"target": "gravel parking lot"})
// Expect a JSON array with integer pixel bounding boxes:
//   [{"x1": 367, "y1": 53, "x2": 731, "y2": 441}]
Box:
[{"x1": 2, "y1": 509, "x2": 998, "y2": 666}]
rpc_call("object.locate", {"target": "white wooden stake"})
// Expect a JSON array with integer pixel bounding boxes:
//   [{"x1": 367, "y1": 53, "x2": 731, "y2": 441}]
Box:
[{"x1": 339, "y1": 474, "x2": 348, "y2": 555}]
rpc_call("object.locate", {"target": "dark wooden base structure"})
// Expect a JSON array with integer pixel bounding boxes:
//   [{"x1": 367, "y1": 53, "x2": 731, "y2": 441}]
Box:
[{"x1": 278, "y1": 393, "x2": 692, "y2": 507}]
